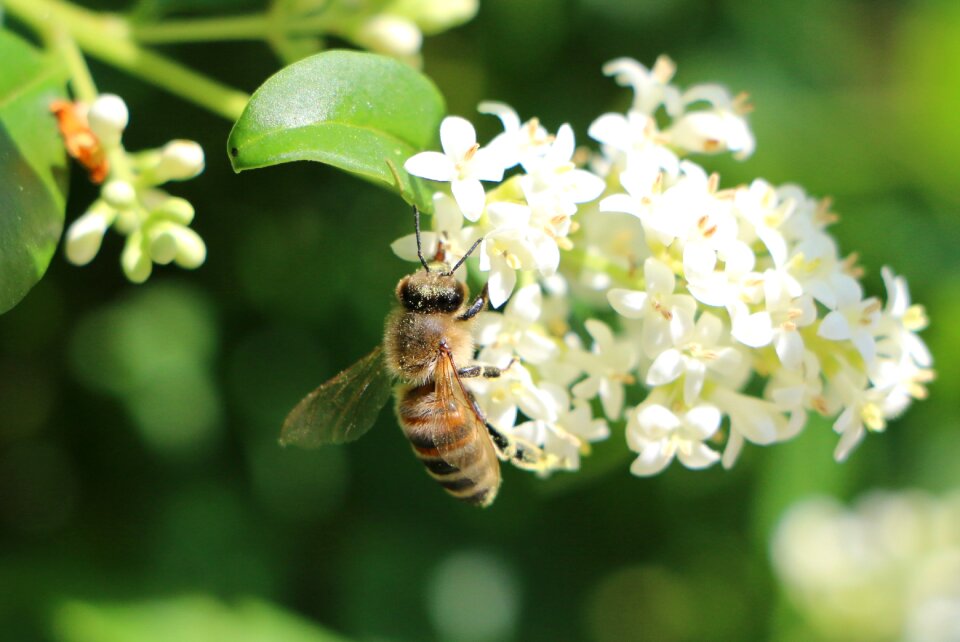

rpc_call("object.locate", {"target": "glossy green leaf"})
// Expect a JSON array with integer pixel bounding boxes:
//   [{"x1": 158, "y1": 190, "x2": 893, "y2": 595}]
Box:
[
  {"x1": 227, "y1": 50, "x2": 444, "y2": 211},
  {"x1": 53, "y1": 596, "x2": 357, "y2": 642},
  {"x1": 0, "y1": 30, "x2": 69, "y2": 315}
]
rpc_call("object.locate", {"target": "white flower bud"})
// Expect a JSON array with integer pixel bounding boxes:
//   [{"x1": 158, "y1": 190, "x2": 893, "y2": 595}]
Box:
[
  {"x1": 155, "y1": 140, "x2": 205, "y2": 182},
  {"x1": 87, "y1": 94, "x2": 129, "y2": 148},
  {"x1": 388, "y1": 0, "x2": 478, "y2": 33},
  {"x1": 147, "y1": 222, "x2": 179, "y2": 265},
  {"x1": 64, "y1": 204, "x2": 115, "y2": 265},
  {"x1": 355, "y1": 15, "x2": 423, "y2": 57},
  {"x1": 153, "y1": 197, "x2": 195, "y2": 225},
  {"x1": 170, "y1": 226, "x2": 207, "y2": 269},
  {"x1": 101, "y1": 180, "x2": 137, "y2": 209},
  {"x1": 121, "y1": 233, "x2": 152, "y2": 283},
  {"x1": 113, "y1": 209, "x2": 140, "y2": 235}
]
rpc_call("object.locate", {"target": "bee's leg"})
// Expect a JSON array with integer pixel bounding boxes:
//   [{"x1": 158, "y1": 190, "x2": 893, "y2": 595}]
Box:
[
  {"x1": 458, "y1": 283, "x2": 490, "y2": 321},
  {"x1": 457, "y1": 364, "x2": 501, "y2": 379},
  {"x1": 485, "y1": 423, "x2": 568, "y2": 474}
]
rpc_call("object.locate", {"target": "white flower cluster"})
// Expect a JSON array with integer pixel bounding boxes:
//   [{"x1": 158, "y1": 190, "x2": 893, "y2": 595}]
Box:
[
  {"x1": 62, "y1": 94, "x2": 207, "y2": 283},
  {"x1": 400, "y1": 55, "x2": 933, "y2": 477},
  {"x1": 772, "y1": 491, "x2": 960, "y2": 642}
]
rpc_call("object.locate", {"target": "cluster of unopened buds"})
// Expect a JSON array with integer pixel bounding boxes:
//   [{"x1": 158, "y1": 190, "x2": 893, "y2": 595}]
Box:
[
  {"x1": 401, "y1": 55, "x2": 934, "y2": 477},
  {"x1": 52, "y1": 94, "x2": 207, "y2": 283}
]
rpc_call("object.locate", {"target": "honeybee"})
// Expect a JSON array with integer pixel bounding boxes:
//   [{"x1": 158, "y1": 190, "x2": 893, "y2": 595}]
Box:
[{"x1": 281, "y1": 207, "x2": 558, "y2": 507}]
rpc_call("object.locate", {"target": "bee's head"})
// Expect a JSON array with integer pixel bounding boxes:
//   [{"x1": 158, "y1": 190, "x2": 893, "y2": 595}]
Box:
[{"x1": 396, "y1": 269, "x2": 467, "y2": 314}]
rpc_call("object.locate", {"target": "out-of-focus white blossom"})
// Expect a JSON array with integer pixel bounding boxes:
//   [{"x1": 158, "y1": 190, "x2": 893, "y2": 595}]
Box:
[
  {"x1": 395, "y1": 55, "x2": 932, "y2": 478},
  {"x1": 772, "y1": 491, "x2": 960, "y2": 642},
  {"x1": 60, "y1": 94, "x2": 207, "y2": 283}
]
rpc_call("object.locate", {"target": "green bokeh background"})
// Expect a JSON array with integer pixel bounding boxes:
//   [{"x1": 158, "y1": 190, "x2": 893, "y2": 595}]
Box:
[{"x1": 2, "y1": 0, "x2": 959, "y2": 640}]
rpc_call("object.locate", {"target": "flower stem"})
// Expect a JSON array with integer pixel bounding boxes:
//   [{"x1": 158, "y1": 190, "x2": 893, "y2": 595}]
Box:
[
  {"x1": 131, "y1": 14, "x2": 270, "y2": 43},
  {"x1": 5, "y1": 0, "x2": 250, "y2": 122}
]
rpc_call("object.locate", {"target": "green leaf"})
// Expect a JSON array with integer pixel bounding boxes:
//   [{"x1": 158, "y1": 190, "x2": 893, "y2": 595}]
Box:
[
  {"x1": 227, "y1": 50, "x2": 444, "y2": 211},
  {"x1": 53, "y1": 596, "x2": 359, "y2": 642},
  {"x1": 0, "y1": 30, "x2": 70, "y2": 315}
]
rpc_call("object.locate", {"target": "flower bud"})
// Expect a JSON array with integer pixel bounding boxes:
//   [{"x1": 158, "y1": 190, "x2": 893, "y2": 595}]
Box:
[
  {"x1": 155, "y1": 140, "x2": 205, "y2": 182},
  {"x1": 64, "y1": 203, "x2": 115, "y2": 265},
  {"x1": 153, "y1": 197, "x2": 195, "y2": 225},
  {"x1": 388, "y1": 0, "x2": 478, "y2": 33},
  {"x1": 101, "y1": 179, "x2": 137, "y2": 209},
  {"x1": 147, "y1": 222, "x2": 180, "y2": 265},
  {"x1": 170, "y1": 226, "x2": 207, "y2": 269},
  {"x1": 87, "y1": 94, "x2": 128, "y2": 148},
  {"x1": 121, "y1": 233, "x2": 152, "y2": 283},
  {"x1": 355, "y1": 15, "x2": 423, "y2": 57}
]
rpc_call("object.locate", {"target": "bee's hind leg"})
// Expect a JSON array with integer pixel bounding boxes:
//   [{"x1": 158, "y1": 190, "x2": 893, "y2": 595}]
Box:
[{"x1": 484, "y1": 422, "x2": 568, "y2": 474}]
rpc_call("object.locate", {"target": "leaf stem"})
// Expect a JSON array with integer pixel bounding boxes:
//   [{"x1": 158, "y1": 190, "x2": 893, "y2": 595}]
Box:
[{"x1": 5, "y1": 0, "x2": 250, "y2": 122}]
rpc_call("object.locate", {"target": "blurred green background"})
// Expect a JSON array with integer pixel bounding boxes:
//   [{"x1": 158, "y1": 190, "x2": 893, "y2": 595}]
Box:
[{"x1": 2, "y1": 0, "x2": 959, "y2": 640}]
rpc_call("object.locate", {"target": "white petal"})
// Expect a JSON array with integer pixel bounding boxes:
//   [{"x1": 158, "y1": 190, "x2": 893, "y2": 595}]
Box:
[
  {"x1": 439, "y1": 116, "x2": 477, "y2": 159},
  {"x1": 818, "y1": 311, "x2": 851, "y2": 341},
  {"x1": 468, "y1": 147, "x2": 506, "y2": 182},
  {"x1": 478, "y1": 101, "x2": 521, "y2": 132},
  {"x1": 646, "y1": 349, "x2": 684, "y2": 386},
  {"x1": 684, "y1": 405, "x2": 721, "y2": 439},
  {"x1": 404, "y1": 151, "x2": 456, "y2": 181},
  {"x1": 833, "y1": 419, "x2": 865, "y2": 462},
  {"x1": 677, "y1": 442, "x2": 720, "y2": 469},
  {"x1": 608, "y1": 289, "x2": 649, "y2": 318},
  {"x1": 487, "y1": 259, "x2": 516, "y2": 309},
  {"x1": 587, "y1": 112, "x2": 628, "y2": 147},
  {"x1": 508, "y1": 284, "x2": 543, "y2": 323},
  {"x1": 451, "y1": 179, "x2": 486, "y2": 221},
  {"x1": 599, "y1": 378, "x2": 624, "y2": 420},
  {"x1": 721, "y1": 429, "x2": 743, "y2": 469},
  {"x1": 432, "y1": 193, "x2": 464, "y2": 232},
  {"x1": 732, "y1": 310, "x2": 774, "y2": 348},
  {"x1": 644, "y1": 258, "x2": 676, "y2": 296},
  {"x1": 599, "y1": 193, "x2": 642, "y2": 217},
  {"x1": 585, "y1": 319, "x2": 615, "y2": 352},
  {"x1": 775, "y1": 330, "x2": 804, "y2": 369},
  {"x1": 630, "y1": 441, "x2": 674, "y2": 476},
  {"x1": 683, "y1": 359, "x2": 706, "y2": 405},
  {"x1": 391, "y1": 232, "x2": 438, "y2": 263},
  {"x1": 564, "y1": 169, "x2": 606, "y2": 204}
]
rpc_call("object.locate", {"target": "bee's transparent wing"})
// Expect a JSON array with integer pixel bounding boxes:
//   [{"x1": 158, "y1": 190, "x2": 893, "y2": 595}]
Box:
[
  {"x1": 281, "y1": 346, "x2": 393, "y2": 448},
  {"x1": 432, "y1": 352, "x2": 501, "y2": 491}
]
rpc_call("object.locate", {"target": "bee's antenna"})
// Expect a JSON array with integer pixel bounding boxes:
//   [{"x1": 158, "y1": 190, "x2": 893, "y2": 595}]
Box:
[
  {"x1": 413, "y1": 205, "x2": 430, "y2": 273},
  {"x1": 444, "y1": 236, "x2": 483, "y2": 276}
]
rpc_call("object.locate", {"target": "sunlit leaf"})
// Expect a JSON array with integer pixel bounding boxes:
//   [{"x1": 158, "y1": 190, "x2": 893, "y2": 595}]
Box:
[
  {"x1": 0, "y1": 30, "x2": 69, "y2": 315},
  {"x1": 227, "y1": 50, "x2": 444, "y2": 211},
  {"x1": 53, "y1": 596, "x2": 357, "y2": 642}
]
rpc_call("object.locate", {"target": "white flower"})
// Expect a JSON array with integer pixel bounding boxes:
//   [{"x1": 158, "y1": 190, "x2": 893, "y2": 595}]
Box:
[
  {"x1": 827, "y1": 369, "x2": 892, "y2": 462},
  {"x1": 468, "y1": 361, "x2": 556, "y2": 431},
  {"x1": 478, "y1": 101, "x2": 552, "y2": 170},
  {"x1": 627, "y1": 401, "x2": 722, "y2": 475},
  {"x1": 817, "y1": 276, "x2": 881, "y2": 366},
  {"x1": 569, "y1": 319, "x2": 639, "y2": 420},
  {"x1": 391, "y1": 193, "x2": 479, "y2": 275},
  {"x1": 665, "y1": 87, "x2": 754, "y2": 159},
  {"x1": 475, "y1": 283, "x2": 557, "y2": 365},
  {"x1": 608, "y1": 257, "x2": 698, "y2": 359},
  {"x1": 645, "y1": 308, "x2": 742, "y2": 406},
  {"x1": 602, "y1": 55, "x2": 679, "y2": 116},
  {"x1": 478, "y1": 202, "x2": 560, "y2": 308},
  {"x1": 711, "y1": 386, "x2": 794, "y2": 468},
  {"x1": 512, "y1": 383, "x2": 609, "y2": 471},
  {"x1": 404, "y1": 116, "x2": 506, "y2": 221},
  {"x1": 520, "y1": 124, "x2": 605, "y2": 217},
  {"x1": 729, "y1": 269, "x2": 817, "y2": 369}
]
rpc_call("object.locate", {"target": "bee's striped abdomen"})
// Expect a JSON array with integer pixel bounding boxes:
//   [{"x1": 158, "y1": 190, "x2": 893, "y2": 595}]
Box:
[{"x1": 396, "y1": 383, "x2": 500, "y2": 507}]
